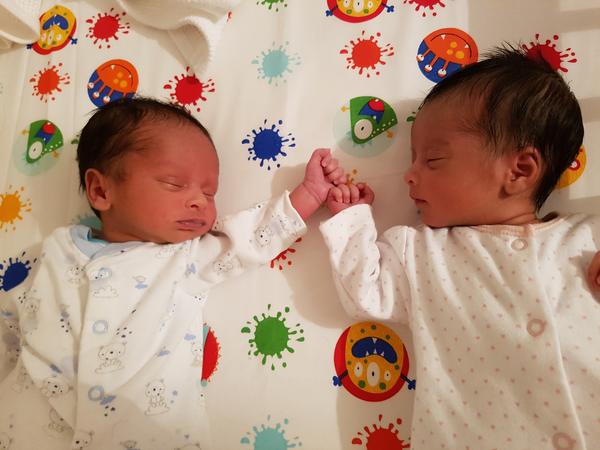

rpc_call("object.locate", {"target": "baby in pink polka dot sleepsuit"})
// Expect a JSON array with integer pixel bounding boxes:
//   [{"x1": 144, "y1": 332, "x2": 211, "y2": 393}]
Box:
[{"x1": 320, "y1": 44, "x2": 599, "y2": 449}]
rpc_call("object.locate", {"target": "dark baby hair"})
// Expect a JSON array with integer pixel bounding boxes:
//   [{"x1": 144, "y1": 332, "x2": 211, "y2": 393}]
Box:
[
  {"x1": 420, "y1": 43, "x2": 584, "y2": 211},
  {"x1": 77, "y1": 96, "x2": 213, "y2": 193}
]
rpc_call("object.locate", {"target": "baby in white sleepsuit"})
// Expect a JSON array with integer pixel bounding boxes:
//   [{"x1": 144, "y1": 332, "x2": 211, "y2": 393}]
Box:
[
  {"x1": 320, "y1": 45, "x2": 599, "y2": 449},
  {"x1": 0, "y1": 97, "x2": 346, "y2": 449}
]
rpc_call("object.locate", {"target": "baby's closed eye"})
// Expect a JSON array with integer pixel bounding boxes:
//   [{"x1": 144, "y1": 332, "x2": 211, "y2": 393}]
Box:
[
  {"x1": 157, "y1": 177, "x2": 186, "y2": 190},
  {"x1": 426, "y1": 157, "x2": 446, "y2": 168}
]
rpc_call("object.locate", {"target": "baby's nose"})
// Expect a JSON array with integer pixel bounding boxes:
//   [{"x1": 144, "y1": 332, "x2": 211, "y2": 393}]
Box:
[
  {"x1": 403, "y1": 167, "x2": 417, "y2": 185},
  {"x1": 186, "y1": 193, "x2": 208, "y2": 209}
]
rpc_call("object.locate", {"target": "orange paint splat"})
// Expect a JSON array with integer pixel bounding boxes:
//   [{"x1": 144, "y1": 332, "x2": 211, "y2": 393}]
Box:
[
  {"x1": 341, "y1": 31, "x2": 394, "y2": 78},
  {"x1": 0, "y1": 186, "x2": 32, "y2": 232},
  {"x1": 270, "y1": 237, "x2": 301, "y2": 270},
  {"x1": 346, "y1": 169, "x2": 358, "y2": 184},
  {"x1": 352, "y1": 415, "x2": 410, "y2": 450},
  {"x1": 29, "y1": 62, "x2": 70, "y2": 102},
  {"x1": 522, "y1": 34, "x2": 577, "y2": 73}
]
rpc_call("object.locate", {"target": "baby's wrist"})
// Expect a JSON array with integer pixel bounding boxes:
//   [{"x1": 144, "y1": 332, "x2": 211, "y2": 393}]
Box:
[
  {"x1": 302, "y1": 180, "x2": 326, "y2": 205},
  {"x1": 290, "y1": 183, "x2": 323, "y2": 221}
]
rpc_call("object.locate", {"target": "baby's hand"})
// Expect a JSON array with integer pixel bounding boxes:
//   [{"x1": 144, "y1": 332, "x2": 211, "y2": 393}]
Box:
[
  {"x1": 302, "y1": 148, "x2": 346, "y2": 205},
  {"x1": 326, "y1": 182, "x2": 375, "y2": 215},
  {"x1": 586, "y1": 251, "x2": 600, "y2": 294}
]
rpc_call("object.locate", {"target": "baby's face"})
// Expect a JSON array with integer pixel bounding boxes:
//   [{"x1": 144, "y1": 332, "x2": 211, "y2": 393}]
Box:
[
  {"x1": 100, "y1": 121, "x2": 219, "y2": 243},
  {"x1": 406, "y1": 100, "x2": 510, "y2": 227}
]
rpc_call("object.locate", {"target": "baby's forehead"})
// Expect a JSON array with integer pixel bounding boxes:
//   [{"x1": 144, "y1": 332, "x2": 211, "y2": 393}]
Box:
[
  {"x1": 132, "y1": 120, "x2": 215, "y2": 153},
  {"x1": 120, "y1": 124, "x2": 219, "y2": 176}
]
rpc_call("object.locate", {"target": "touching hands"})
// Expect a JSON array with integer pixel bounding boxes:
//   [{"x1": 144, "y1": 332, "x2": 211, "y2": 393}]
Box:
[
  {"x1": 587, "y1": 251, "x2": 600, "y2": 294},
  {"x1": 302, "y1": 148, "x2": 346, "y2": 204},
  {"x1": 326, "y1": 182, "x2": 375, "y2": 215},
  {"x1": 290, "y1": 148, "x2": 346, "y2": 221}
]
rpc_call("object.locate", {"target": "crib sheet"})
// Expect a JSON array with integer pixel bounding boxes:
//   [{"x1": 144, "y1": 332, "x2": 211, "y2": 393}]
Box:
[{"x1": 1, "y1": 1, "x2": 599, "y2": 449}]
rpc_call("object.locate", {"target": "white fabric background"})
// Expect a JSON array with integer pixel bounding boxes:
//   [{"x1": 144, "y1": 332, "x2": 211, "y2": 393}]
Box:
[{"x1": 1, "y1": 1, "x2": 599, "y2": 449}]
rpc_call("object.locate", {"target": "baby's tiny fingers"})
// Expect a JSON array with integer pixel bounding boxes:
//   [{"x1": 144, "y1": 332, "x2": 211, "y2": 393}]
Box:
[
  {"x1": 329, "y1": 186, "x2": 342, "y2": 203},
  {"x1": 359, "y1": 183, "x2": 375, "y2": 204},
  {"x1": 327, "y1": 167, "x2": 345, "y2": 184},
  {"x1": 320, "y1": 152, "x2": 333, "y2": 168},
  {"x1": 337, "y1": 184, "x2": 351, "y2": 203},
  {"x1": 323, "y1": 158, "x2": 339, "y2": 175},
  {"x1": 349, "y1": 184, "x2": 360, "y2": 203}
]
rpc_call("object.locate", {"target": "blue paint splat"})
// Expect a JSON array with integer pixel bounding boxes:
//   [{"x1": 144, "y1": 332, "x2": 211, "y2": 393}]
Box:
[
  {"x1": 0, "y1": 253, "x2": 36, "y2": 291},
  {"x1": 252, "y1": 42, "x2": 300, "y2": 86},
  {"x1": 184, "y1": 333, "x2": 196, "y2": 341},
  {"x1": 242, "y1": 119, "x2": 296, "y2": 171},
  {"x1": 50, "y1": 364, "x2": 62, "y2": 373},
  {"x1": 241, "y1": 416, "x2": 302, "y2": 449}
]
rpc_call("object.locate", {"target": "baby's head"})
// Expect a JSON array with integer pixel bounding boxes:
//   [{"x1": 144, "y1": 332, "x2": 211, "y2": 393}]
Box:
[
  {"x1": 77, "y1": 97, "x2": 219, "y2": 243},
  {"x1": 407, "y1": 44, "x2": 583, "y2": 227}
]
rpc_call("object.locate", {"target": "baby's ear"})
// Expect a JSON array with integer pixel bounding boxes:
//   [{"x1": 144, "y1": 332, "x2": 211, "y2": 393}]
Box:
[
  {"x1": 85, "y1": 168, "x2": 112, "y2": 212},
  {"x1": 503, "y1": 146, "x2": 542, "y2": 196}
]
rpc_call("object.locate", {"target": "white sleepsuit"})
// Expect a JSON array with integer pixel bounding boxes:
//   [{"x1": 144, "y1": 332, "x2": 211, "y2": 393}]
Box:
[
  {"x1": 0, "y1": 192, "x2": 305, "y2": 450},
  {"x1": 320, "y1": 205, "x2": 600, "y2": 450}
]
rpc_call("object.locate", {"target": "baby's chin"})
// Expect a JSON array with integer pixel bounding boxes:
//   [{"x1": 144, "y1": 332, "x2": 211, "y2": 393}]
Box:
[
  {"x1": 418, "y1": 213, "x2": 446, "y2": 228},
  {"x1": 124, "y1": 228, "x2": 210, "y2": 245},
  {"x1": 161, "y1": 229, "x2": 211, "y2": 244},
  {"x1": 419, "y1": 213, "x2": 460, "y2": 228}
]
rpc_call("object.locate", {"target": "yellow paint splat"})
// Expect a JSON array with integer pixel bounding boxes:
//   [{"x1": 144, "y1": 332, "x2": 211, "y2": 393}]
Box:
[
  {"x1": 346, "y1": 168, "x2": 358, "y2": 184},
  {"x1": 0, "y1": 186, "x2": 32, "y2": 231}
]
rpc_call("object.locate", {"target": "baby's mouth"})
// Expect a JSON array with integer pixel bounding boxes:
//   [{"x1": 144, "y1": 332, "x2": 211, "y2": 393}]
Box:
[{"x1": 177, "y1": 219, "x2": 205, "y2": 230}]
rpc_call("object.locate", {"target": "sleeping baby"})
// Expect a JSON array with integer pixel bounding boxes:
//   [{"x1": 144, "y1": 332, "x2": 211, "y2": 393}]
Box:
[
  {"x1": 0, "y1": 97, "x2": 345, "y2": 449},
  {"x1": 320, "y1": 45, "x2": 600, "y2": 449}
]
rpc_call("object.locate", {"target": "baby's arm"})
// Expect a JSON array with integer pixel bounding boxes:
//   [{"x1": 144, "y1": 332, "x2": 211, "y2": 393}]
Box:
[
  {"x1": 326, "y1": 182, "x2": 375, "y2": 215},
  {"x1": 319, "y1": 203, "x2": 410, "y2": 323},
  {"x1": 587, "y1": 251, "x2": 600, "y2": 293},
  {"x1": 289, "y1": 148, "x2": 346, "y2": 221},
  {"x1": 186, "y1": 149, "x2": 345, "y2": 287}
]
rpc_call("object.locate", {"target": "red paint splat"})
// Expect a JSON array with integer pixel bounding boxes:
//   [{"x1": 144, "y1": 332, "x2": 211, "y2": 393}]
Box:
[
  {"x1": 352, "y1": 415, "x2": 410, "y2": 450},
  {"x1": 86, "y1": 8, "x2": 130, "y2": 49},
  {"x1": 270, "y1": 237, "x2": 301, "y2": 270},
  {"x1": 201, "y1": 326, "x2": 220, "y2": 383},
  {"x1": 403, "y1": 0, "x2": 446, "y2": 17},
  {"x1": 29, "y1": 62, "x2": 70, "y2": 103},
  {"x1": 340, "y1": 31, "x2": 395, "y2": 78},
  {"x1": 522, "y1": 34, "x2": 577, "y2": 73},
  {"x1": 164, "y1": 67, "x2": 215, "y2": 112}
]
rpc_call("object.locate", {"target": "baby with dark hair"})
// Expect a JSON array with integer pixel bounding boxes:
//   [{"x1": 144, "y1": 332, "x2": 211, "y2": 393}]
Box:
[
  {"x1": 0, "y1": 97, "x2": 346, "y2": 449},
  {"x1": 320, "y1": 45, "x2": 599, "y2": 449}
]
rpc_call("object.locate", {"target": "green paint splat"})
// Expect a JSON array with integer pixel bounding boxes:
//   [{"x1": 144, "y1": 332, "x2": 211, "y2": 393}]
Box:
[
  {"x1": 241, "y1": 304, "x2": 304, "y2": 370},
  {"x1": 257, "y1": 0, "x2": 288, "y2": 12},
  {"x1": 241, "y1": 416, "x2": 302, "y2": 449}
]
